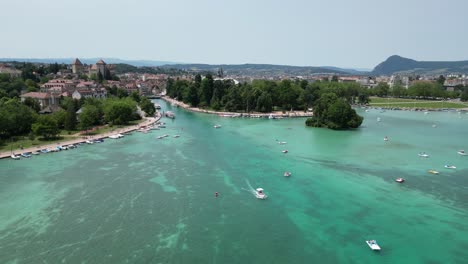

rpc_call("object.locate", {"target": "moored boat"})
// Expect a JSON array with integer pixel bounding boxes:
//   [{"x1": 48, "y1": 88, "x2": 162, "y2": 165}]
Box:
[
  {"x1": 395, "y1": 178, "x2": 405, "y2": 183},
  {"x1": 214, "y1": 124, "x2": 222, "y2": 128},
  {"x1": 418, "y1": 153, "x2": 429, "y2": 158},
  {"x1": 282, "y1": 150, "x2": 288, "y2": 153},
  {"x1": 21, "y1": 152, "x2": 32, "y2": 158},
  {"x1": 428, "y1": 169, "x2": 439, "y2": 174},
  {"x1": 284, "y1": 172, "x2": 291, "y2": 177},
  {"x1": 444, "y1": 165, "x2": 456, "y2": 169},
  {"x1": 10, "y1": 154, "x2": 21, "y2": 160},
  {"x1": 457, "y1": 150, "x2": 467, "y2": 156}
]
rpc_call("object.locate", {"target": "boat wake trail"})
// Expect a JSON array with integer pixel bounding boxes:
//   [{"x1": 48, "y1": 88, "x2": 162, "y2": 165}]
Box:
[{"x1": 242, "y1": 179, "x2": 257, "y2": 198}]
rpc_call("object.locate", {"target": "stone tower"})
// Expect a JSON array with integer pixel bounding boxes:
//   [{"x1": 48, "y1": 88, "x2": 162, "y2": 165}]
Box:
[
  {"x1": 96, "y1": 59, "x2": 107, "y2": 77},
  {"x1": 71, "y1": 58, "x2": 83, "y2": 74}
]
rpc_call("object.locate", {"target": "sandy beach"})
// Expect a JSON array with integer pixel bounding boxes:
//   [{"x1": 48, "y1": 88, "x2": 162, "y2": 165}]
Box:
[
  {"x1": 160, "y1": 96, "x2": 314, "y2": 118},
  {"x1": 0, "y1": 113, "x2": 161, "y2": 159}
]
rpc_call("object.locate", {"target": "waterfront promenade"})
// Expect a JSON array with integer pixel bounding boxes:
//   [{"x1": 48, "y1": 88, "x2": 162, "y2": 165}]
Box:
[{"x1": 0, "y1": 114, "x2": 160, "y2": 159}]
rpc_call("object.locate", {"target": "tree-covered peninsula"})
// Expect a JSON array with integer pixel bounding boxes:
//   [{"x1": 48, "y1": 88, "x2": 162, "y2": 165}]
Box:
[{"x1": 166, "y1": 74, "x2": 367, "y2": 130}]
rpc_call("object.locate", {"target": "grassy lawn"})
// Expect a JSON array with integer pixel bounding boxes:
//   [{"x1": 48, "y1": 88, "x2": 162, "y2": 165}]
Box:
[
  {"x1": 0, "y1": 119, "x2": 147, "y2": 152},
  {"x1": 369, "y1": 97, "x2": 468, "y2": 109},
  {"x1": 0, "y1": 135, "x2": 77, "y2": 152}
]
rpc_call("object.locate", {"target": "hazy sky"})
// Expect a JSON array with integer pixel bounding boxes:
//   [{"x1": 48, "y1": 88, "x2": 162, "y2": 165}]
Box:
[{"x1": 2, "y1": 0, "x2": 468, "y2": 68}]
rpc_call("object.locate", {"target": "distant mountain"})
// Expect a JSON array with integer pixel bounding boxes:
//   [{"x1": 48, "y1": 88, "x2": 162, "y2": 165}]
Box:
[
  {"x1": 0, "y1": 58, "x2": 179, "y2": 67},
  {"x1": 159, "y1": 63, "x2": 350, "y2": 76},
  {"x1": 320, "y1": 66, "x2": 370, "y2": 75},
  {"x1": 372, "y1": 55, "x2": 468, "y2": 75}
]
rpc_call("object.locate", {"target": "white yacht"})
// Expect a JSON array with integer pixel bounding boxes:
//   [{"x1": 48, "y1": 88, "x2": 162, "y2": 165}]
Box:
[
  {"x1": 418, "y1": 153, "x2": 429, "y2": 158},
  {"x1": 214, "y1": 124, "x2": 222, "y2": 128},
  {"x1": 10, "y1": 154, "x2": 21, "y2": 160},
  {"x1": 255, "y1": 188, "x2": 267, "y2": 199},
  {"x1": 282, "y1": 150, "x2": 288, "y2": 153},
  {"x1": 444, "y1": 165, "x2": 456, "y2": 169},
  {"x1": 366, "y1": 240, "x2": 381, "y2": 251},
  {"x1": 457, "y1": 150, "x2": 467, "y2": 156}
]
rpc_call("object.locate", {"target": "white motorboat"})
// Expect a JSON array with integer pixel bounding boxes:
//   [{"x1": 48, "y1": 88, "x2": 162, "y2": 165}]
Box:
[
  {"x1": 108, "y1": 134, "x2": 120, "y2": 139},
  {"x1": 173, "y1": 135, "x2": 180, "y2": 138},
  {"x1": 157, "y1": 136, "x2": 164, "y2": 139},
  {"x1": 282, "y1": 150, "x2": 288, "y2": 153},
  {"x1": 214, "y1": 124, "x2": 222, "y2": 128},
  {"x1": 395, "y1": 178, "x2": 405, "y2": 183},
  {"x1": 418, "y1": 153, "x2": 429, "y2": 158},
  {"x1": 277, "y1": 141, "x2": 287, "y2": 145},
  {"x1": 255, "y1": 188, "x2": 267, "y2": 199},
  {"x1": 11, "y1": 154, "x2": 21, "y2": 160},
  {"x1": 457, "y1": 150, "x2": 467, "y2": 156},
  {"x1": 284, "y1": 172, "x2": 292, "y2": 177},
  {"x1": 366, "y1": 240, "x2": 381, "y2": 251},
  {"x1": 428, "y1": 169, "x2": 439, "y2": 175},
  {"x1": 165, "y1": 111, "x2": 175, "y2": 119},
  {"x1": 86, "y1": 140, "x2": 94, "y2": 144},
  {"x1": 384, "y1": 136, "x2": 389, "y2": 141},
  {"x1": 444, "y1": 165, "x2": 456, "y2": 169},
  {"x1": 21, "y1": 152, "x2": 32, "y2": 158}
]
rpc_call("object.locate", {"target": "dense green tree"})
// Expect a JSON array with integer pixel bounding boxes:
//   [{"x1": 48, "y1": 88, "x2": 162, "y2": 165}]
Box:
[
  {"x1": 200, "y1": 74, "x2": 214, "y2": 106},
  {"x1": 0, "y1": 99, "x2": 36, "y2": 138},
  {"x1": 139, "y1": 96, "x2": 156, "y2": 116},
  {"x1": 130, "y1": 91, "x2": 141, "y2": 103},
  {"x1": 52, "y1": 109, "x2": 67, "y2": 129},
  {"x1": 103, "y1": 98, "x2": 137, "y2": 125},
  {"x1": 64, "y1": 103, "x2": 77, "y2": 130},
  {"x1": 256, "y1": 92, "x2": 273, "y2": 112},
  {"x1": 23, "y1": 97, "x2": 41, "y2": 112},
  {"x1": 79, "y1": 105, "x2": 101, "y2": 130},
  {"x1": 32, "y1": 115, "x2": 60, "y2": 139},
  {"x1": 374, "y1": 82, "x2": 390, "y2": 97},
  {"x1": 187, "y1": 82, "x2": 200, "y2": 107}
]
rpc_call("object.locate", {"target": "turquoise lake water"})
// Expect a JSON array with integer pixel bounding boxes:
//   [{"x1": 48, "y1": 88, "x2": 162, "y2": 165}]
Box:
[{"x1": 1, "y1": 100, "x2": 468, "y2": 263}]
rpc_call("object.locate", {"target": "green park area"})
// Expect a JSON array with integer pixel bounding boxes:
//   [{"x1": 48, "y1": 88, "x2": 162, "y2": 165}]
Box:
[{"x1": 369, "y1": 97, "x2": 468, "y2": 109}]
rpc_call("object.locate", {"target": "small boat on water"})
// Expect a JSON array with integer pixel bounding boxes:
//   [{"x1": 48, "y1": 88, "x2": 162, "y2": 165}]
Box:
[
  {"x1": 21, "y1": 152, "x2": 32, "y2": 158},
  {"x1": 173, "y1": 135, "x2": 180, "y2": 138},
  {"x1": 277, "y1": 141, "x2": 287, "y2": 145},
  {"x1": 457, "y1": 150, "x2": 467, "y2": 156},
  {"x1": 428, "y1": 169, "x2": 439, "y2": 175},
  {"x1": 282, "y1": 150, "x2": 288, "y2": 153},
  {"x1": 255, "y1": 188, "x2": 267, "y2": 199},
  {"x1": 32, "y1": 150, "x2": 41, "y2": 155},
  {"x1": 395, "y1": 178, "x2": 405, "y2": 183},
  {"x1": 284, "y1": 172, "x2": 292, "y2": 177},
  {"x1": 214, "y1": 124, "x2": 222, "y2": 128},
  {"x1": 418, "y1": 153, "x2": 429, "y2": 158},
  {"x1": 384, "y1": 136, "x2": 389, "y2": 141},
  {"x1": 165, "y1": 111, "x2": 176, "y2": 119},
  {"x1": 444, "y1": 165, "x2": 456, "y2": 169},
  {"x1": 11, "y1": 154, "x2": 21, "y2": 160},
  {"x1": 377, "y1": 117, "x2": 381, "y2": 122},
  {"x1": 40, "y1": 148, "x2": 50, "y2": 153},
  {"x1": 86, "y1": 140, "x2": 94, "y2": 144},
  {"x1": 157, "y1": 136, "x2": 165, "y2": 139},
  {"x1": 366, "y1": 240, "x2": 381, "y2": 251}
]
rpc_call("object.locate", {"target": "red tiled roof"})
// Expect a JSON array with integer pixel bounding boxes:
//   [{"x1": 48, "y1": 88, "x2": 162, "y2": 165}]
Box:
[{"x1": 21, "y1": 92, "x2": 50, "y2": 99}]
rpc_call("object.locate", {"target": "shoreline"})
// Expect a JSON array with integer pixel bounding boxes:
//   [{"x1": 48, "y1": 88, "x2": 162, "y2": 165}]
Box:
[
  {"x1": 160, "y1": 96, "x2": 314, "y2": 118},
  {"x1": 0, "y1": 113, "x2": 161, "y2": 159}
]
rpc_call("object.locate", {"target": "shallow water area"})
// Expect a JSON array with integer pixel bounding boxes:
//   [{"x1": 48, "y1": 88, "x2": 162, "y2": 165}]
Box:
[{"x1": 1, "y1": 101, "x2": 468, "y2": 263}]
